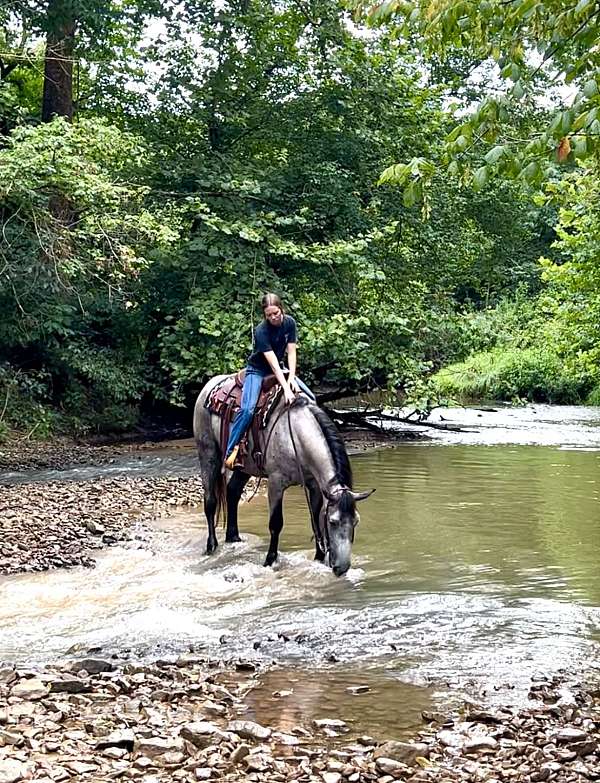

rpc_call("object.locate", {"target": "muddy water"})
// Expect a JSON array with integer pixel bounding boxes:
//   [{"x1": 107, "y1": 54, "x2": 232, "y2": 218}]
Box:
[{"x1": 1, "y1": 405, "x2": 600, "y2": 737}]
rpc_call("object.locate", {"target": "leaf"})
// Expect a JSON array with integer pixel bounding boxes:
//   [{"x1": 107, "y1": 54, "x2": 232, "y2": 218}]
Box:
[
  {"x1": 557, "y1": 137, "x2": 571, "y2": 163},
  {"x1": 484, "y1": 145, "x2": 505, "y2": 165},
  {"x1": 473, "y1": 165, "x2": 489, "y2": 191},
  {"x1": 583, "y1": 79, "x2": 598, "y2": 98},
  {"x1": 512, "y1": 81, "x2": 525, "y2": 99}
]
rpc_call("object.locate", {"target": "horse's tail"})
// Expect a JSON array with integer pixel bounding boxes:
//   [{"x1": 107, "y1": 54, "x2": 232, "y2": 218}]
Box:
[{"x1": 215, "y1": 467, "x2": 227, "y2": 528}]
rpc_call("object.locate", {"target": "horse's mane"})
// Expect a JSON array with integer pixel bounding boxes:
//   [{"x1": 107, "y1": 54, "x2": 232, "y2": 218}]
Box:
[{"x1": 299, "y1": 398, "x2": 353, "y2": 491}]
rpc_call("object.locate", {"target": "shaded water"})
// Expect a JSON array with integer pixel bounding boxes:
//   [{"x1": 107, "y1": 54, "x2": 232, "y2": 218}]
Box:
[{"x1": 2, "y1": 405, "x2": 600, "y2": 735}]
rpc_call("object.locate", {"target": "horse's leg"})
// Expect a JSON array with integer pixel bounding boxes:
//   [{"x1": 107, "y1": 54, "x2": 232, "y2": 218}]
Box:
[
  {"x1": 201, "y1": 457, "x2": 222, "y2": 555},
  {"x1": 264, "y1": 477, "x2": 285, "y2": 567},
  {"x1": 305, "y1": 476, "x2": 325, "y2": 562},
  {"x1": 225, "y1": 470, "x2": 250, "y2": 543}
]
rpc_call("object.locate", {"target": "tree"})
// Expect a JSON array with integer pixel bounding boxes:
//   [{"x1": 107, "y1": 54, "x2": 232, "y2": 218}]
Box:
[{"x1": 353, "y1": 0, "x2": 600, "y2": 195}]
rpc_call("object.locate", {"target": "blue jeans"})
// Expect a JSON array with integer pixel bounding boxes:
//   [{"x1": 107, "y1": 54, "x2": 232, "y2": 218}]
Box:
[{"x1": 225, "y1": 367, "x2": 315, "y2": 457}]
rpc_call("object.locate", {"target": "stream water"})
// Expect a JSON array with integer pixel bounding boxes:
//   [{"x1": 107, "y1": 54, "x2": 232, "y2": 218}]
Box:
[{"x1": 1, "y1": 404, "x2": 600, "y2": 737}]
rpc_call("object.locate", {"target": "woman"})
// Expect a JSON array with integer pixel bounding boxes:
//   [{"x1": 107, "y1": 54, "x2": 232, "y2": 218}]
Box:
[{"x1": 224, "y1": 293, "x2": 315, "y2": 469}]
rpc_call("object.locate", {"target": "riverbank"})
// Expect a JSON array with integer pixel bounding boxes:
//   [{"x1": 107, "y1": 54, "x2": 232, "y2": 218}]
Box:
[{"x1": 0, "y1": 657, "x2": 598, "y2": 783}]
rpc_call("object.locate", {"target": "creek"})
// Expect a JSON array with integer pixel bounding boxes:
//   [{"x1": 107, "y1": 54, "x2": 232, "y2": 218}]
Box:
[{"x1": 1, "y1": 404, "x2": 599, "y2": 738}]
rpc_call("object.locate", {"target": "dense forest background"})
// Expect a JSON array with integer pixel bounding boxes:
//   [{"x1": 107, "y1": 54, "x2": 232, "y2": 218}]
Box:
[{"x1": 1, "y1": 0, "x2": 599, "y2": 439}]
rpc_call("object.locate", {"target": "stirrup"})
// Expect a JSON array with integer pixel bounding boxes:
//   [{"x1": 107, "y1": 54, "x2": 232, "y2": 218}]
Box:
[{"x1": 224, "y1": 445, "x2": 239, "y2": 470}]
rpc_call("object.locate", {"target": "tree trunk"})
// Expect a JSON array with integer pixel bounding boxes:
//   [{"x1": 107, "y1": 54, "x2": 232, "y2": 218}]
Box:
[{"x1": 42, "y1": 0, "x2": 76, "y2": 122}]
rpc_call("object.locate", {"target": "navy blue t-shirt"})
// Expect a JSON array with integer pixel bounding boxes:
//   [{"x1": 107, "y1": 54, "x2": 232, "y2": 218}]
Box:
[{"x1": 247, "y1": 315, "x2": 297, "y2": 373}]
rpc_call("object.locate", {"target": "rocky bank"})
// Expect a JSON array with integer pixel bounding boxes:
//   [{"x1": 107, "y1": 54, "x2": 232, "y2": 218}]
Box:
[{"x1": 0, "y1": 658, "x2": 598, "y2": 783}]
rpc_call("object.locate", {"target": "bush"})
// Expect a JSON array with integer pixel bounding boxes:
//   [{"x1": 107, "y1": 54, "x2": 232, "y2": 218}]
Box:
[{"x1": 433, "y1": 345, "x2": 586, "y2": 403}]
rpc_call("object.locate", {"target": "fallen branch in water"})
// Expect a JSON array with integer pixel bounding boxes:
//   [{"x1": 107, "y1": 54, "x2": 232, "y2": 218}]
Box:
[{"x1": 325, "y1": 407, "x2": 478, "y2": 434}]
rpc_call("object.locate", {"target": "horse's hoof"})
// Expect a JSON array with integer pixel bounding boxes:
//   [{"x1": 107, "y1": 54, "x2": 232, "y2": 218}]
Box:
[
  {"x1": 263, "y1": 553, "x2": 278, "y2": 567},
  {"x1": 206, "y1": 540, "x2": 218, "y2": 555},
  {"x1": 225, "y1": 534, "x2": 242, "y2": 543}
]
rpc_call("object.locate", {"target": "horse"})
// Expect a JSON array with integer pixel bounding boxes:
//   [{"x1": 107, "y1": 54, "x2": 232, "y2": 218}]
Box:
[{"x1": 193, "y1": 374, "x2": 374, "y2": 576}]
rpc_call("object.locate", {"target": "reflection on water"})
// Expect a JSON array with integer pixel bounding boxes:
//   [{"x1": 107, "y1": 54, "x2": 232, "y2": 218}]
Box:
[{"x1": 1, "y1": 409, "x2": 600, "y2": 724}]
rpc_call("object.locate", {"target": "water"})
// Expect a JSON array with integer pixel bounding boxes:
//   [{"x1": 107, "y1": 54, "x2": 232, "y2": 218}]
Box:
[{"x1": 1, "y1": 405, "x2": 600, "y2": 736}]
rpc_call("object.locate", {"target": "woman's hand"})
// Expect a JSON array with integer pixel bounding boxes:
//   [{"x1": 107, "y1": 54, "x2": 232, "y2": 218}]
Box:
[{"x1": 284, "y1": 386, "x2": 296, "y2": 406}]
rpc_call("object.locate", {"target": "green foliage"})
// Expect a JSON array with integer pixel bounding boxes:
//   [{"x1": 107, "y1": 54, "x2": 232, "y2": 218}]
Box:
[
  {"x1": 434, "y1": 345, "x2": 586, "y2": 404},
  {"x1": 353, "y1": 0, "x2": 600, "y2": 199},
  {"x1": 0, "y1": 0, "x2": 566, "y2": 435}
]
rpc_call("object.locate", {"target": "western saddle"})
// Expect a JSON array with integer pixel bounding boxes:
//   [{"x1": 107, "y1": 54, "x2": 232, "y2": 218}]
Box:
[{"x1": 205, "y1": 370, "x2": 283, "y2": 470}]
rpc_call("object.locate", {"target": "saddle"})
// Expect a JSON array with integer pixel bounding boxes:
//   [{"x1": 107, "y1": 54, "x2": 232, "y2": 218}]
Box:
[{"x1": 205, "y1": 370, "x2": 284, "y2": 470}]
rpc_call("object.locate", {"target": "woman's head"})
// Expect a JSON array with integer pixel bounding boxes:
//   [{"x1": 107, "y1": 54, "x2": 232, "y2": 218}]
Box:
[{"x1": 261, "y1": 293, "x2": 284, "y2": 326}]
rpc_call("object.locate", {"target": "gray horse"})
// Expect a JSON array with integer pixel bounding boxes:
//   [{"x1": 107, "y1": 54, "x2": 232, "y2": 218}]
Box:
[{"x1": 193, "y1": 375, "x2": 374, "y2": 576}]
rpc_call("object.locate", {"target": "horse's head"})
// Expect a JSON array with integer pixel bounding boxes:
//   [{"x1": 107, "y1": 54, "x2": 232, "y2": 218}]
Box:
[{"x1": 322, "y1": 485, "x2": 375, "y2": 576}]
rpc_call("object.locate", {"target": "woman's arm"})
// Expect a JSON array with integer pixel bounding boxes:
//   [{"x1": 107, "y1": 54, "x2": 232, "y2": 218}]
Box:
[
  {"x1": 287, "y1": 342, "x2": 299, "y2": 392},
  {"x1": 264, "y1": 350, "x2": 296, "y2": 405}
]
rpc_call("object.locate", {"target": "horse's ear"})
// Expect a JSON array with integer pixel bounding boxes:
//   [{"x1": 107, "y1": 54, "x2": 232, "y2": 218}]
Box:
[{"x1": 351, "y1": 489, "x2": 375, "y2": 502}]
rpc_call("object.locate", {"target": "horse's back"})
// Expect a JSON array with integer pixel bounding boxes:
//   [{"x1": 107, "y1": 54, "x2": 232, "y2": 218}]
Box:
[{"x1": 193, "y1": 374, "x2": 232, "y2": 445}]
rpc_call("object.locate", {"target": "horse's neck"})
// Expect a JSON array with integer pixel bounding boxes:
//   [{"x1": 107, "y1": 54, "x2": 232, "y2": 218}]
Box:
[{"x1": 295, "y1": 409, "x2": 337, "y2": 492}]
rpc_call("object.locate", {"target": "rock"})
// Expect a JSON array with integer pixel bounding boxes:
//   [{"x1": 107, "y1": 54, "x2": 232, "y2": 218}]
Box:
[
  {"x1": 346, "y1": 685, "x2": 370, "y2": 694},
  {"x1": 571, "y1": 739, "x2": 598, "y2": 756},
  {"x1": 181, "y1": 721, "x2": 227, "y2": 748},
  {"x1": 71, "y1": 658, "x2": 114, "y2": 674},
  {"x1": 195, "y1": 769, "x2": 213, "y2": 780},
  {"x1": 464, "y1": 735, "x2": 499, "y2": 752},
  {"x1": 0, "y1": 759, "x2": 26, "y2": 783},
  {"x1": 0, "y1": 669, "x2": 17, "y2": 685},
  {"x1": 321, "y1": 773, "x2": 342, "y2": 783},
  {"x1": 0, "y1": 730, "x2": 24, "y2": 747},
  {"x1": 244, "y1": 753, "x2": 274, "y2": 772},
  {"x1": 230, "y1": 744, "x2": 251, "y2": 763},
  {"x1": 103, "y1": 747, "x2": 128, "y2": 759},
  {"x1": 65, "y1": 761, "x2": 99, "y2": 774},
  {"x1": 313, "y1": 719, "x2": 349, "y2": 733},
  {"x1": 374, "y1": 741, "x2": 429, "y2": 764},
  {"x1": 96, "y1": 728, "x2": 136, "y2": 751},
  {"x1": 227, "y1": 720, "x2": 272, "y2": 741},
  {"x1": 49, "y1": 677, "x2": 91, "y2": 694},
  {"x1": 375, "y1": 757, "x2": 406, "y2": 775},
  {"x1": 85, "y1": 520, "x2": 106, "y2": 535},
  {"x1": 552, "y1": 726, "x2": 589, "y2": 743},
  {"x1": 134, "y1": 757, "x2": 155, "y2": 770},
  {"x1": 135, "y1": 736, "x2": 184, "y2": 757},
  {"x1": 438, "y1": 730, "x2": 464, "y2": 748},
  {"x1": 10, "y1": 678, "x2": 49, "y2": 700}
]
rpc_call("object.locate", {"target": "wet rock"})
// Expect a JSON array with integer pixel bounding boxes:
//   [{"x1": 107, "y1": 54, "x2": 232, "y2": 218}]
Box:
[
  {"x1": 49, "y1": 677, "x2": 91, "y2": 694},
  {"x1": 347, "y1": 685, "x2": 370, "y2": 695},
  {"x1": 227, "y1": 720, "x2": 272, "y2": 741},
  {"x1": 194, "y1": 769, "x2": 213, "y2": 780},
  {"x1": 71, "y1": 658, "x2": 114, "y2": 674},
  {"x1": 313, "y1": 719, "x2": 349, "y2": 733}
]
